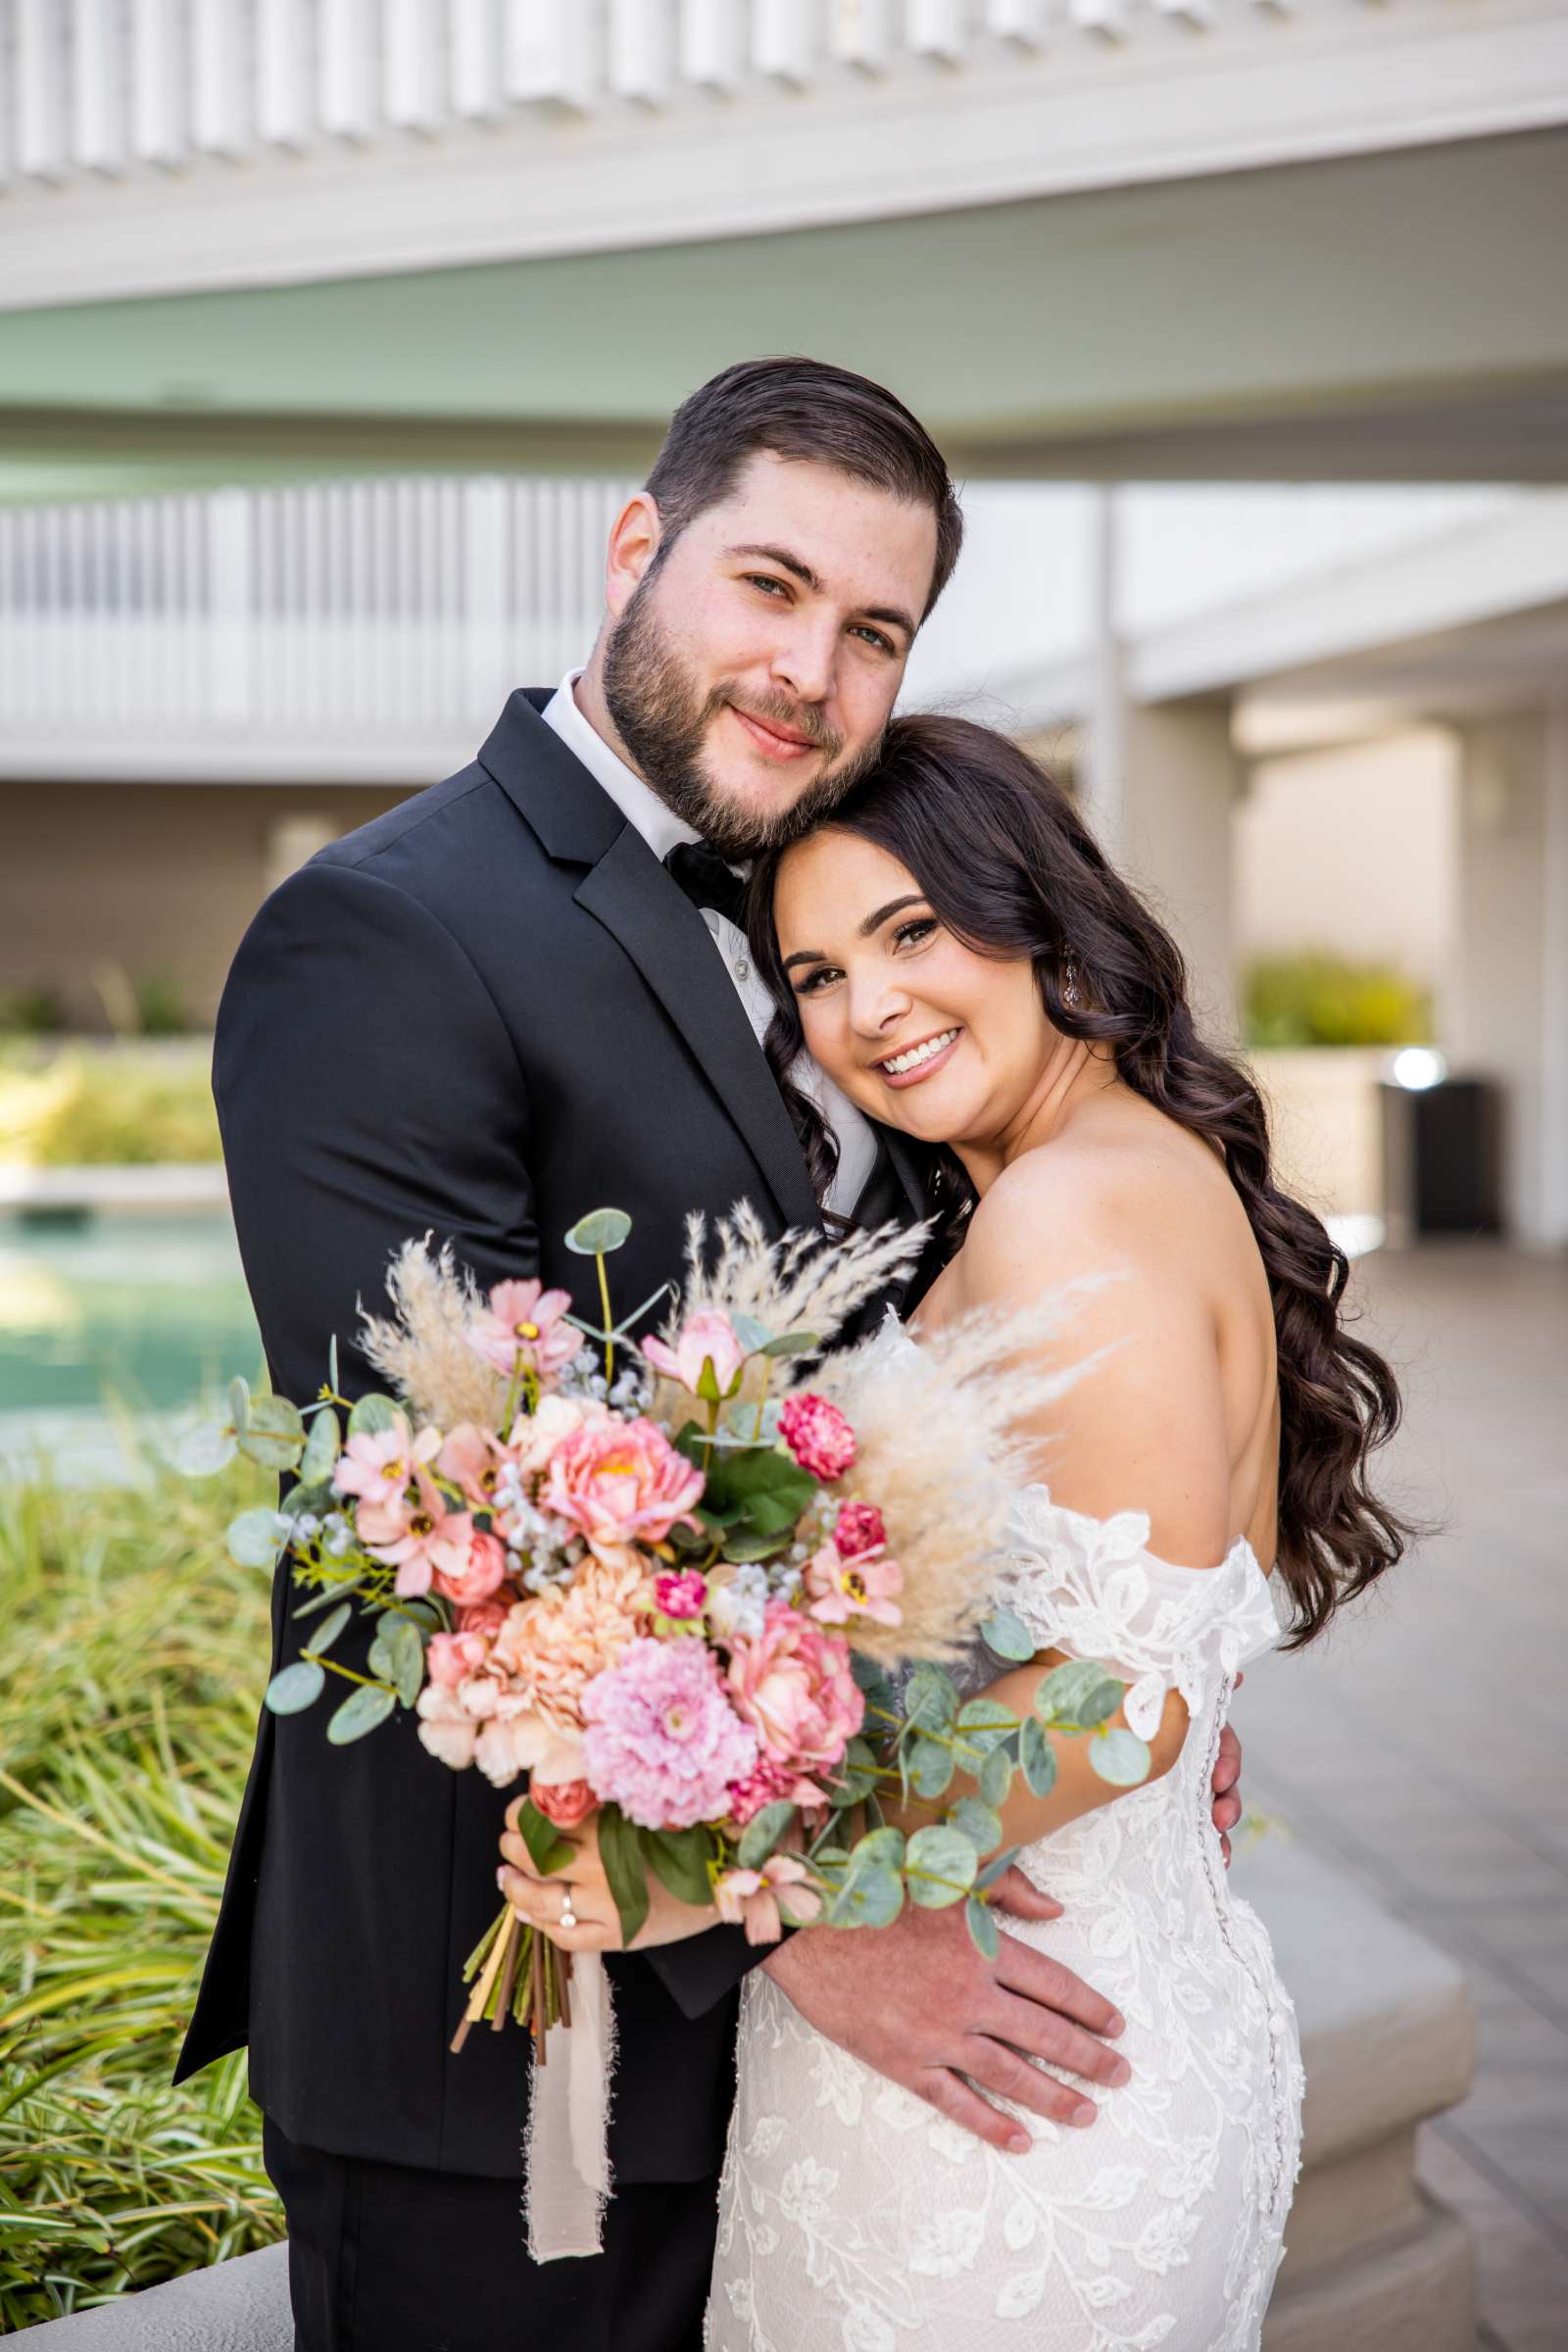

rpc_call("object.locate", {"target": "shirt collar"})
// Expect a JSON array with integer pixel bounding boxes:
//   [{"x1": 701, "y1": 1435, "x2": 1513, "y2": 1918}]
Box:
[{"x1": 540, "y1": 668, "x2": 703, "y2": 867}]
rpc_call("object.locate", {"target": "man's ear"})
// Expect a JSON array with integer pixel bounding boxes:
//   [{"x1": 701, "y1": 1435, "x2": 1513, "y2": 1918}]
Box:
[{"x1": 605, "y1": 491, "x2": 662, "y2": 619}]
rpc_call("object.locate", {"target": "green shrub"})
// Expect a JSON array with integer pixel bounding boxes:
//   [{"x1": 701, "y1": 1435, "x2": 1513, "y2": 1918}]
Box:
[
  {"x1": 1244, "y1": 952, "x2": 1433, "y2": 1051},
  {"x1": 0, "y1": 1447, "x2": 283, "y2": 2327},
  {"x1": 0, "y1": 1050, "x2": 220, "y2": 1167},
  {"x1": 0, "y1": 986, "x2": 68, "y2": 1038}
]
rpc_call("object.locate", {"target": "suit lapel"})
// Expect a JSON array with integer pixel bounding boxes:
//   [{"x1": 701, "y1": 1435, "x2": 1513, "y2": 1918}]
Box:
[{"x1": 575, "y1": 827, "x2": 823, "y2": 1238}]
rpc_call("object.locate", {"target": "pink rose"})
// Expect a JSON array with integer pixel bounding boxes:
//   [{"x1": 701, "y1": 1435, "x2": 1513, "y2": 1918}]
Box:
[
  {"x1": 713, "y1": 1854, "x2": 823, "y2": 1945},
  {"x1": 432, "y1": 1526, "x2": 509, "y2": 1611},
  {"x1": 833, "y1": 1500, "x2": 886, "y2": 1559},
  {"x1": 466, "y1": 1279, "x2": 585, "y2": 1384},
  {"x1": 803, "y1": 1538, "x2": 904, "y2": 1630},
  {"x1": 642, "y1": 1309, "x2": 748, "y2": 1399},
  {"x1": 457, "y1": 1592, "x2": 514, "y2": 1642},
  {"x1": 425, "y1": 1628, "x2": 493, "y2": 1690},
  {"x1": 531, "y1": 1777, "x2": 596, "y2": 1828},
  {"x1": 777, "y1": 1393, "x2": 857, "y2": 1482},
  {"x1": 655, "y1": 1569, "x2": 708, "y2": 1621},
  {"x1": 725, "y1": 1599, "x2": 863, "y2": 1774},
  {"x1": 544, "y1": 1415, "x2": 705, "y2": 1559}
]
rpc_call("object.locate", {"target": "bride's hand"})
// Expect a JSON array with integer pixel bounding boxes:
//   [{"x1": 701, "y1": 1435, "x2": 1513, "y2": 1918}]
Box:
[{"x1": 497, "y1": 1798, "x2": 719, "y2": 1955}]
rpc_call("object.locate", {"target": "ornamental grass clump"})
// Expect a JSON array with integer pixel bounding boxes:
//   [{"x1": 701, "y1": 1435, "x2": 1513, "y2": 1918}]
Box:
[{"x1": 0, "y1": 1446, "x2": 282, "y2": 2329}]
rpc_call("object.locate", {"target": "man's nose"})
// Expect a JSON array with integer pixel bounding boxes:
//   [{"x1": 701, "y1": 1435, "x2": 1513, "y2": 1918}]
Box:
[{"x1": 769, "y1": 613, "x2": 838, "y2": 708}]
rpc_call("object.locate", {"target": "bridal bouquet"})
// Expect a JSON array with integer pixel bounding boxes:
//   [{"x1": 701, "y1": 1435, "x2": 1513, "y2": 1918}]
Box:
[{"x1": 186, "y1": 1205, "x2": 1150, "y2": 2253}]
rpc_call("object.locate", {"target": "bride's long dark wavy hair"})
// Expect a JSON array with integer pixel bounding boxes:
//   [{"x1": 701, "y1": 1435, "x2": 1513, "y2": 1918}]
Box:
[{"x1": 748, "y1": 712, "x2": 1410, "y2": 1647}]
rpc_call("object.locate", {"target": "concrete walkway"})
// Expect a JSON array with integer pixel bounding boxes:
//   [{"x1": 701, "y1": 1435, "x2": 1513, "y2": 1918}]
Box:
[{"x1": 1233, "y1": 1241, "x2": 1568, "y2": 2352}]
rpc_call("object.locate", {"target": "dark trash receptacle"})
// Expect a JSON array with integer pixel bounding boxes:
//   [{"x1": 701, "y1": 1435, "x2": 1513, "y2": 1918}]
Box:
[{"x1": 1380, "y1": 1076, "x2": 1500, "y2": 1240}]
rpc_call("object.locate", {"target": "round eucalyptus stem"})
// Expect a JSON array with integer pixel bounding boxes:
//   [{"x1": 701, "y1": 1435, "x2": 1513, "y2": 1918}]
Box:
[{"x1": 596, "y1": 1250, "x2": 614, "y2": 1383}]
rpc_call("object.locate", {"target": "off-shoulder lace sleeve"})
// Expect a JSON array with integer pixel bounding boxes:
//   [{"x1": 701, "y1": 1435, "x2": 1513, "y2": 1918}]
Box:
[{"x1": 994, "y1": 1485, "x2": 1283, "y2": 1723}]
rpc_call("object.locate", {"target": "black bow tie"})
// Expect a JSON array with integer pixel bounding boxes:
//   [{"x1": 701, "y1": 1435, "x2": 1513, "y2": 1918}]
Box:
[{"x1": 663, "y1": 840, "x2": 750, "y2": 933}]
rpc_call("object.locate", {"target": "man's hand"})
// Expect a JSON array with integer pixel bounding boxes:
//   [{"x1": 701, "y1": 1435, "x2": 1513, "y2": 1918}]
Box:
[
  {"x1": 1212, "y1": 1692, "x2": 1245, "y2": 1867},
  {"x1": 761, "y1": 1865, "x2": 1129, "y2": 2157}
]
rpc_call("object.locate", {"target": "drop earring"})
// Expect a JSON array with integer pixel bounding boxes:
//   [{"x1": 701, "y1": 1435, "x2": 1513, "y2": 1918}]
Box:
[{"x1": 1062, "y1": 956, "x2": 1082, "y2": 1010}]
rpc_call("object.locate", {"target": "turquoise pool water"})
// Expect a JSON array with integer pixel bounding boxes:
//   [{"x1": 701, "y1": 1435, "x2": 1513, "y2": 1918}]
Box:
[{"x1": 0, "y1": 1211, "x2": 261, "y2": 1474}]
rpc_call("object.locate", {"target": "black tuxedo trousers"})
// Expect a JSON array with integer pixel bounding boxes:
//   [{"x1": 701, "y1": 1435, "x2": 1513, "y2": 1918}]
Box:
[{"x1": 176, "y1": 691, "x2": 933, "y2": 2335}]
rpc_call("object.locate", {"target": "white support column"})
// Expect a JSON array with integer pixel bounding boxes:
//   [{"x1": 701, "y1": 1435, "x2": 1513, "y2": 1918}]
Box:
[
  {"x1": 462, "y1": 478, "x2": 511, "y2": 722},
  {"x1": 1452, "y1": 712, "x2": 1559, "y2": 1247},
  {"x1": 1080, "y1": 486, "x2": 1126, "y2": 858},
  {"x1": 1119, "y1": 699, "x2": 1241, "y2": 1044}
]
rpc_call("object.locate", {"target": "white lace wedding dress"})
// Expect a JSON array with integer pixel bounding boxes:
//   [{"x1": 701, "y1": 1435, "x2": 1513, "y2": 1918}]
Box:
[{"x1": 707, "y1": 1374, "x2": 1303, "y2": 2349}]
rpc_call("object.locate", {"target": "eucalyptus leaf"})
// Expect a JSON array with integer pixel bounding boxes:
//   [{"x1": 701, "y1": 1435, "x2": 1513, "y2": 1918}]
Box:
[
  {"x1": 979, "y1": 1741, "x2": 1013, "y2": 1810},
  {"x1": 905, "y1": 1662, "x2": 958, "y2": 1733},
  {"x1": 1019, "y1": 1714, "x2": 1058, "y2": 1797},
  {"x1": 973, "y1": 1844, "x2": 1023, "y2": 1893},
  {"x1": 264, "y1": 1659, "x2": 324, "y2": 1715},
  {"x1": 736, "y1": 1799, "x2": 795, "y2": 1871},
  {"x1": 280, "y1": 1480, "x2": 334, "y2": 1523},
  {"x1": 951, "y1": 1797, "x2": 1004, "y2": 1853},
  {"x1": 825, "y1": 1859, "x2": 904, "y2": 1930},
  {"x1": 1037, "y1": 1659, "x2": 1123, "y2": 1729},
  {"x1": 325, "y1": 1684, "x2": 397, "y2": 1744},
  {"x1": 347, "y1": 1393, "x2": 401, "y2": 1440},
  {"x1": 299, "y1": 1404, "x2": 342, "y2": 1489},
  {"x1": 227, "y1": 1376, "x2": 251, "y2": 1438},
  {"x1": 759, "y1": 1330, "x2": 820, "y2": 1359},
  {"x1": 383, "y1": 1618, "x2": 425, "y2": 1709},
  {"x1": 171, "y1": 1422, "x2": 236, "y2": 1478},
  {"x1": 239, "y1": 1395, "x2": 307, "y2": 1471},
  {"x1": 979, "y1": 1606, "x2": 1037, "y2": 1662},
  {"x1": 644, "y1": 1826, "x2": 715, "y2": 1909},
  {"x1": 294, "y1": 1582, "x2": 353, "y2": 1620},
  {"x1": 720, "y1": 1529, "x2": 793, "y2": 1562},
  {"x1": 850, "y1": 1824, "x2": 906, "y2": 1869},
  {"x1": 965, "y1": 1893, "x2": 1001, "y2": 1960},
  {"x1": 226, "y1": 1506, "x2": 289, "y2": 1570},
  {"x1": 1089, "y1": 1727, "x2": 1152, "y2": 1788},
  {"x1": 905, "y1": 1824, "x2": 978, "y2": 1908},
  {"x1": 906, "y1": 1733, "x2": 955, "y2": 1801},
  {"x1": 327, "y1": 1332, "x2": 339, "y2": 1397},
  {"x1": 306, "y1": 1601, "x2": 352, "y2": 1657},
  {"x1": 564, "y1": 1206, "x2": 632, "y2": 1257},
  {"x1": 598, "y1": 1804, "x2": 651, "y2": 1945},
  {"x1": 729, "y1": 1311, "x2": 774, "y2": 1354}
]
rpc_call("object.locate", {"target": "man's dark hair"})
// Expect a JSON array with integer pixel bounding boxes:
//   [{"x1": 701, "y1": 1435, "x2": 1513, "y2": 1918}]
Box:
[{"x1": 644, "y1": 356, "x2": 962, "y2": 621}]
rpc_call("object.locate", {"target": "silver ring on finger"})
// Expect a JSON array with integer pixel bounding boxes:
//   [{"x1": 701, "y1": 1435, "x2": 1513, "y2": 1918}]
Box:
[{"x1": 558, "y1": 1886, "x2": 576, "y2": 1932}]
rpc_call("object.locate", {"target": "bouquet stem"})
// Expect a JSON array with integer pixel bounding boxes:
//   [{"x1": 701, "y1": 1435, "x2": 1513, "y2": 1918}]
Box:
[{"x1": 450, "y1": 1902, "x2": 573, "y2": 2059}]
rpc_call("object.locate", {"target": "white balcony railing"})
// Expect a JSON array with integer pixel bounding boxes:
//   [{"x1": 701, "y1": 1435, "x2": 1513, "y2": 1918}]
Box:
[{"x1": 3, "y1": 0, "x2": 1565, "y2": 310}]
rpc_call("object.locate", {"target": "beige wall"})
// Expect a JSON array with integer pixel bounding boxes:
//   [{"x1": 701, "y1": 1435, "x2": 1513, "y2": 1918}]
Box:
[{"x1": 0, "y1": 781, "x2": 413, "y2": 1030}]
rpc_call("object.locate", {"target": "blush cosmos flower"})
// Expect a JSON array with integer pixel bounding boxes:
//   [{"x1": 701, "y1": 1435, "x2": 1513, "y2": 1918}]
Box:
[
  {"x1": 466, "y1": 1279, "x2": 584, "y2": 1383},
  {"x1": 436, "y1": 1423, "x2": 509, "y2": 1512},
  {"x1": 357, "y1": 1471, "x2": 475, "y2": 1599},
  {"x1": 713, "y1": 1854, "x2": 823, "y2": 1945},
  {"x1": 543, "y1": 1416, "x2": 705, "y2": 1559},
  {"x1": 803, "y1": 1538, "x2": 904, "y2": 1629},
  {"x1": 725, "y1": 1599, "x2": 863, "y2": 1774},
  {"x1": 581, "y1": 1638, "x2": 759, "y2": 1832},
  {"x1": 332, "y1": 1412, "x2": 439, "y2": 1508},
  {"x1": 777, "y1": 1393, "x2": 857, "y2": 1482},
  {"x1": 642, "y1": 1308, "x2": 747, "y2": 1399}
]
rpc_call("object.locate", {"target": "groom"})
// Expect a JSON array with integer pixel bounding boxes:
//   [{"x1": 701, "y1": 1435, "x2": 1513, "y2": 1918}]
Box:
[{"x1": 179, "y1": 358, "x2": 1245, "y2": 2350}]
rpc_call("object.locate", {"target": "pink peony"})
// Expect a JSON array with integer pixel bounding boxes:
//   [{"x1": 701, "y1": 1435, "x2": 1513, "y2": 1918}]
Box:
[
  {"x1": 466, "y1": 1279, "x2": 585, "y2": 1384},
  {"x1": 432, "y1": 1526, "x2": 509, "y2": 1611},
  {"x1": 713, "y1": 1854, "x2": 823, "y2": 1945},
  {"x1": 803, "y1": 1538, "x2": 904, "y2": 1630},
  {"x1": 655, "y1": 1569, "x2": 708, "y2": 1621},
  {"x1": 332, "y1": 1412, "x2": 439, "y2": 1507},
  {"x1": 489, "y1": 1554, "x2": 653, "y2": 1735},
  {"x1": 777, "y1": 1393, "x2": 857, "y2": 1482},
  {"x1": 581, "y1": 1638, "x2": 759, "y2": 1832},
  {"x1": 436, "y1": 1423, "x2": 509, "y2": 1512},
  {"x1": 531, "y1": 1776, "x2": 596, "y2": 1828},
  {"x1": 642, "y1": 1309, "x2": 748, "y2": 1399},
  {"x1": 725, "y1": 1599, "x2": 863, "y2": 1774},
  {"x1": 833, "y1": 1500, "x2": 886, "y2": 1559},
  {"x1": 543, "y1": 1415, "x2": 705, "y2": 1560}
]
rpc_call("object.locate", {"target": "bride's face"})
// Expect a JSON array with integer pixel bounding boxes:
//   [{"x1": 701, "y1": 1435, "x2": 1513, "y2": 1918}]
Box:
[{"x1": 773, "y1": 829, "x2": 1052, "y2": 1152}]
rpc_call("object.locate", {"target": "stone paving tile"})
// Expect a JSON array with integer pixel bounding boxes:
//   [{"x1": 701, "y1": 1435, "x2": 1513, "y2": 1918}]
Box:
[{"x1": 1235, "y1": 1243, "x2": 1568, "y2": 2352}]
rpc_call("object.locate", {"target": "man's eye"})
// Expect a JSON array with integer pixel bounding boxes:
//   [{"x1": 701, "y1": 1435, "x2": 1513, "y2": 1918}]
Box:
[
  {"x1": 852, "y1": 625, "x2": 896, "y2": 656},
  {"x1": 747, "y1": 574, "x2": 788, "y2": 598}
]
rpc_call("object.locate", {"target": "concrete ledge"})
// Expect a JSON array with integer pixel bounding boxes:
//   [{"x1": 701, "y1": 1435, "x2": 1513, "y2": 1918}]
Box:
[
  {"x1": 1264, "y1": 2193, "x2": 1475, "y2": 2352},
  {"x1": 20, "y1": 2243, "x2": 290, "y2": 2350}
]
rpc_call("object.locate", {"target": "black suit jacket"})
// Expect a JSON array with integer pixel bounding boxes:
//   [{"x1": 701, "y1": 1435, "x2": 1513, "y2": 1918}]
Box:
[{"x1": 174, "y1": 690, "x2": 931, "y2": 2181}]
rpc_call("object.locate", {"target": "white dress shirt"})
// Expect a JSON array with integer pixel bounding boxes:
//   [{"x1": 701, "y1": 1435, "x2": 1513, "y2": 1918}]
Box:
[{"x1": 542, "y1": 671, "x2": 877, "y2": 1221}]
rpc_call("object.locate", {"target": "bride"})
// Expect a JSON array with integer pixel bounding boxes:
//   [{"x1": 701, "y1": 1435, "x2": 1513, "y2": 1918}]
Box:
[{"x1": 696, "y1": 715, "x2": 1409, "y2": 2349}]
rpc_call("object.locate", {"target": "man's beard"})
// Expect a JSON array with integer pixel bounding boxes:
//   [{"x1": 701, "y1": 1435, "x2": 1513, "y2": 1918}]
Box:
[{"x1": 601, "y1": 570, "x2": 885, "y2": 861}]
